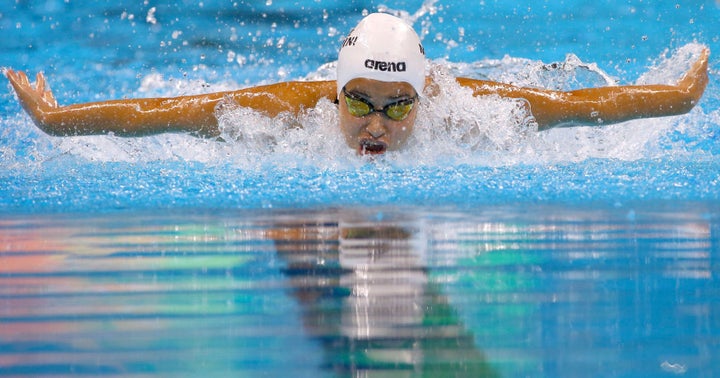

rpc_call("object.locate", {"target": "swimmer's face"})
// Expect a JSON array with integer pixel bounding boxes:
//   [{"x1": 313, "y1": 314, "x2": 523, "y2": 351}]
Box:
[{"x1": 338, "y1": 78, "x2": 419, "y2": 155}]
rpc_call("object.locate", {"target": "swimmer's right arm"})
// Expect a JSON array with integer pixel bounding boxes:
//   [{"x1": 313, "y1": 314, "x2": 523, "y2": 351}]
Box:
[{"x1": 5, "y1": 69, "x2": 336, "y2": 138}]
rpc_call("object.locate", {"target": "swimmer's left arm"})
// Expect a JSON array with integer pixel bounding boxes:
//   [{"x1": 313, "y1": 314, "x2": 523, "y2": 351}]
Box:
[{"x1": 456, "y1": 48, "x2": 709, "y2": 130}]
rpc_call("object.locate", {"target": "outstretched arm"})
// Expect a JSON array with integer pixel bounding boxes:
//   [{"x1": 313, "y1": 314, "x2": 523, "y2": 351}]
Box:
[
  {"x1": 456, "y1": 48, "x2": 709, "y2": 130},
  {"x1": 5, "y1": 69, "x2": 336, "y2": 137}
]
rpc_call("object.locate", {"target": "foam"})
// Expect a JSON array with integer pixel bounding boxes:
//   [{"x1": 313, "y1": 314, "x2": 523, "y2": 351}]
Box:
[{"x1": 636, "y1": 43, "x2": 707, "y2": 85}]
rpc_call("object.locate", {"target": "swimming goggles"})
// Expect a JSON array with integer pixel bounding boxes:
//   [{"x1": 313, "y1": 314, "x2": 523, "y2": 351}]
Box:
[{"x1": 342, "y1": 88, "x2": 418, "y2": 121}]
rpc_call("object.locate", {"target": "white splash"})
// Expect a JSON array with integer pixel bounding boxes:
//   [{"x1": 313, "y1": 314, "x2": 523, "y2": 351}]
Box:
[
  {"x1": 145, "y1": 7, "x2": 157, "y2": 25},
  {"x1": 637, "y1": 43, "x2": 707, "y2": 85}
]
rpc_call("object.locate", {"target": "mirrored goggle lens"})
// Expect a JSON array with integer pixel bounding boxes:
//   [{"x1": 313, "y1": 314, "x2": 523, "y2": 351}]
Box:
[
  {"x1": 344, "y1": 94, "x2": 415, "y2": 121},
  {"x1": 384, "y1": 101, "x2": 414, "y2": 121},
  {"x1": 345, "y1": 96, "x2": 372, "y2": 117}
]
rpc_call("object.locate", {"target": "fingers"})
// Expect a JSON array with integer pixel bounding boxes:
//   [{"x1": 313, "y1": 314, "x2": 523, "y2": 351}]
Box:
[
  {"x1": 14, "y1": 70, "x2": 28, "y2": 85},
  {"x1": 5, "y1": 68, "x2": 18, "y2": 84},
  {"x1": 36, "y1": 72, "x2": 46, "y2": 92},
  {"x1": 6, "y1": 69, "x2": 31, "y2": 90},
  {"x1": 33, "y1": 72, "x2": 56, "y2": 106},
  {"x1": 697, "y1": 48, "x2": 709, "y2": 81},
  {"x1": 5, "y1": 69, "x2": 46, "y2": 92},
  {"x1": 677, "y1": 47, "x2": 710, "y2": 92},
  {"x1": 40, "y1": 74, "x2": 58, "y2": 107},
  {"x1": 6, "y1": 70, "x2": 26, "y2": 96},
  {"x1": 4, "y1": 68, "x2": 16, "y2": 81},
  {"x1": 693, "y1": 48, "x2": 709, "y2": 74},
  {"x1": 6, "y1": 69, "x2": 60, "y2": 112}
]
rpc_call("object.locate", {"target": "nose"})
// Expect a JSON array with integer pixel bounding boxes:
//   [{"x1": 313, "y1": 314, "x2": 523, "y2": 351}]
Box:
[{"x1": 365, "y1": 114, "x2": 387, "y2": 138}]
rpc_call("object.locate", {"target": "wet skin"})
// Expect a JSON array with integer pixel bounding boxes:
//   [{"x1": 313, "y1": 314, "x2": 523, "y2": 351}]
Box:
[{"x1": 338, "y1": 78, "x2": 419, "y2": 155}]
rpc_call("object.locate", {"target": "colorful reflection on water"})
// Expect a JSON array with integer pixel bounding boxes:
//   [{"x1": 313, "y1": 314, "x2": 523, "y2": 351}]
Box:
[{"x1": 2, "y1": 204, "x2": 718, "y2": 376}]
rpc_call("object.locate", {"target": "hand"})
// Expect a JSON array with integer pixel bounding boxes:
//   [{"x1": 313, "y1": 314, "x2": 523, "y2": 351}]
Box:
[
  {"x1": 677, "y1": 48, "x2": 710, "y2": 105},
  {"x1": 5, "y1": 69, "x2": 58, "y2": 128}
]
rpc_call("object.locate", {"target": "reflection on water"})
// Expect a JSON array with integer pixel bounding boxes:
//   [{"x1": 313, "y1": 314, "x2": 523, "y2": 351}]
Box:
[
  {"x1": 270, "y1": 216, "x2": 497, "y2": 376},
  {"x1": 1, "y1": 204, "x2": 719, "y2": 376}
]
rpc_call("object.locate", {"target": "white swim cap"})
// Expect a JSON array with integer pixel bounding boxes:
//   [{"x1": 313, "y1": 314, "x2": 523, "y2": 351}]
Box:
[{"x1": 337, "y1": 13, "x2": 426, "y2": 98}]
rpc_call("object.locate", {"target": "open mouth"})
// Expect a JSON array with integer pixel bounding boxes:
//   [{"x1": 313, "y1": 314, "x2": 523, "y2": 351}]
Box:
[{"x1": 359, "y1": 139, "x2": 388, "y2": 155}]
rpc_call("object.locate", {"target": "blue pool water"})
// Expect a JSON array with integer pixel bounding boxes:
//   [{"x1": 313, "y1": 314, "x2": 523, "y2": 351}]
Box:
[{"x1": 2, "y1": 1, "x2": 720, "y2": 376}]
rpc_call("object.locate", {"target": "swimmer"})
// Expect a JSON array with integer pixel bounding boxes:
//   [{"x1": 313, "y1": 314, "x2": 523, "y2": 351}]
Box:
[{"x1": 5, "y1": 13, "x2": 710, "y2": 155}]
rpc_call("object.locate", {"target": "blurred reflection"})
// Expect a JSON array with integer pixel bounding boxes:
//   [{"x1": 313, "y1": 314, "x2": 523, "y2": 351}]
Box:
[
  {"x1": 1, "y1": 206, "x2": 719, "y2": 376},
  {"x1": 268, "y1": 214, "x2": 498, "y2": 376}
]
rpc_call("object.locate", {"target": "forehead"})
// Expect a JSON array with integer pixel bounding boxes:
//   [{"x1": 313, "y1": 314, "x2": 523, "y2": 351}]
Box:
[{"x1": 344, "y1": 78, "x2": 416, "y2": 98}]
